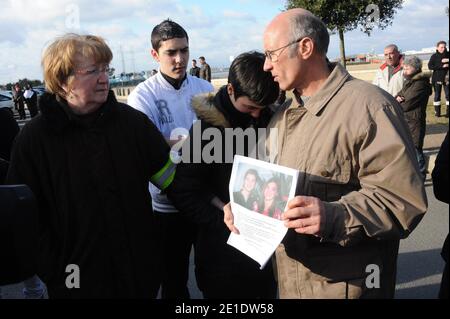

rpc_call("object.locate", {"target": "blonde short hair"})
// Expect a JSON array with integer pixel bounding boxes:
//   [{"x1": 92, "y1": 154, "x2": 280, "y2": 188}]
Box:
[{"x1": 42, "y1": 33, "x2": 113, "y2": 97}]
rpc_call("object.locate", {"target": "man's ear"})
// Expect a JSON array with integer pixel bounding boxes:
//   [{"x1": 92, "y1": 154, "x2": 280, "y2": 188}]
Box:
[
  {"x1": 227, "y1": 83, "x2": 234, "y2": 96},
  {"x1": 151, "y1": 49, "x2": 160, "y2": 62},
  {"x1": 298, "y1": 37, "x2": 314, "y2": 60}
]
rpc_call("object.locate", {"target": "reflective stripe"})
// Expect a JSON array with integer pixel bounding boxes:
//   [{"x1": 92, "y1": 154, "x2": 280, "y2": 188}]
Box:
[
  {"x1": 151, "y1": 158, "x2": 176, "y2": 190},
  {"x1": 161, "y1": 169, "x2": 176, "y2": 190}
]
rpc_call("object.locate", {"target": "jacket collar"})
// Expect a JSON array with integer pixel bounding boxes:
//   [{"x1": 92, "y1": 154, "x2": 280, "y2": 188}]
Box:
[
  {"x1": 411, "y1": 71, "x2": 432, "y2": 81},
  {"x1": 156, "y1": 70, "x2": 190, "y2": 91},
  {"x1": 39, "y1": 90, "x2": 118, "y2": 133},
  {"x1": 192, "y1": 92, "x2": 231, "y2": 128},
  {"x1": 290, "y1": 63, "x2": 350, "y2": 116},
  {"x1": 435, "y1": 49, "x2": 448, "y2": 55},
  {"x1": 379, "y1": 54, "x2": 404, "y2": 74},
  {"x1": 160, "y1": 71, "x2": 187, "y2": 90},
  {"x1": 191, "y1": 86, "x2": 258, "y2": 128}
]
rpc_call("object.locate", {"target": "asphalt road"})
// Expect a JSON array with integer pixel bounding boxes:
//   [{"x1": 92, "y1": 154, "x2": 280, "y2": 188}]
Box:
[{"x1": 395, "y1": 181, "x2": 448, "y2": 299}]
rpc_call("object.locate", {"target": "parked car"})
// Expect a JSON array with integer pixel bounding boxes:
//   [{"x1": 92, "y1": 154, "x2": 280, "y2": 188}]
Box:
[
  {"x1": 0, "y1": 92, "x2": 14, "y2": 109},
  {"x1": 33, "y1": 86, "x2": 46, "y2": 96}
]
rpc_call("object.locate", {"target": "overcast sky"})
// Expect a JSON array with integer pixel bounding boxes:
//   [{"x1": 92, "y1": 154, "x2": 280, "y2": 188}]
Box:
[{"x1": 0, "y1": 0, "x2": 448, "y2": 84}]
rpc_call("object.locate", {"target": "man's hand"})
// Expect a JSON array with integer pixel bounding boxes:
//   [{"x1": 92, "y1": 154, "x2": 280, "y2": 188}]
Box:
[
  {"x1": 167, "y1": 134, "x2": 187, "y2": 147},
  {"x1": 223, "y1": 203, "x2": 240, "y2": 234},
  {"x1": 282, "y1": 196, "x2": 326, "y2": 237},
  {"x1": 396, "y1": 96, "x2": 405, "y2": 103},
  {"x1": 211, "y1": 196, "x2": 225, "y2": 211}
]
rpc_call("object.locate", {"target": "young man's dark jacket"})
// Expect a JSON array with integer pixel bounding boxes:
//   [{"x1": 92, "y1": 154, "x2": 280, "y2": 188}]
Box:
[
  {"x1": 396, "y1": 72, "x2": 432, "y2": 150},
  {"x1": 6, "y1": 91, "x2": 171, "y2": 298},
  {"x1": 428, "y1": 49, "x2": 450, "y2": 84},
  {"x1": 167, "y1": 87, "x2": 276, "y2": 297}
]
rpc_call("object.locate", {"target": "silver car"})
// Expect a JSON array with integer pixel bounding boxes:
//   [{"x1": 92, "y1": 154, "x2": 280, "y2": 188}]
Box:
[{"x1": 0, "y1": 92, "x2": 14, "y2": 110}]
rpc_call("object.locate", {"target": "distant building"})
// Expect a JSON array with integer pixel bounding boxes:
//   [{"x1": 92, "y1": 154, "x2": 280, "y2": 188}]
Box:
[
  {"x1": 368, "y1": 47, "x2": 436, "y2": 64},
  {"x1": 332, "y1": 54, "x2": 369, "y2": 64},
  {"x1": 334, "y1": 47, "x2": 436, "y2": 65}
]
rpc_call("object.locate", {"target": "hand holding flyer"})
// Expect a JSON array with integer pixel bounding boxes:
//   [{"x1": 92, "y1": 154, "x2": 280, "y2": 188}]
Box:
[{"x1": 227, "y1": 155, "x2": 299, "y2": 269}]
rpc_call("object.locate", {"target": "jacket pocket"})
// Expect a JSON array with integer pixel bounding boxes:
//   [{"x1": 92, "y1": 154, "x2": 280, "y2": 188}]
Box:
[{"x1": 307, "y1": 155, "x2": 352, "y2": 202}]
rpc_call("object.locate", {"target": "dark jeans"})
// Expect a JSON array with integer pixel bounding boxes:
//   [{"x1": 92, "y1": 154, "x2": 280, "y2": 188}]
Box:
[
  {"x1": 433, "y1": 82, "x2": 450, "y2": 102},
  {"x1": 153, "y1": 210, "x2": 197, "y2": 299}
]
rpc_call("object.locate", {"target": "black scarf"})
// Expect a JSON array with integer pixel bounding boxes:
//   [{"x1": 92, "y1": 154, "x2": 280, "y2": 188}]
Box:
[{"x1": 161, "y1": 71, "x2": 187, "y2": 90}]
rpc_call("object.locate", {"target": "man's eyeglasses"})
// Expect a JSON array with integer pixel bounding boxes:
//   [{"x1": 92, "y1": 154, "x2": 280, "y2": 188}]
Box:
[
  {"x1": 264, "y1": 38, "x2": 304, "y2": 63},
  {"x1": 73, "y1": 64, "x2": 111, "y2": 77}
]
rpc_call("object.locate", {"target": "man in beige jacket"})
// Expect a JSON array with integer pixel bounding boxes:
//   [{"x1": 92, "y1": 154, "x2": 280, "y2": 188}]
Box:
[{"x1": 224, "y1": 9, "x2": 427, "y2": 299}]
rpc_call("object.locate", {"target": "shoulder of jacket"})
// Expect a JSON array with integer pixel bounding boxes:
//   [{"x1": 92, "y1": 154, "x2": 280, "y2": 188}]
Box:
[
  {"x1": 16, "y1": 115, "x2": 45, "y2": 143},
  {"x1": 412, "y1": 71, "x2": 432, "y2": 81},
  {"x1": 379, "y1": 63, "x2": 388, "y2": 71},
  {"x1": 117, "y1": 102, "x2": 154, "y2": 127},
  {"x1": 342, "y1": 78, "x2": 398, "y2": 114},
  {"x1": 191, "y1": 93, "x2": 230, "y2": 128},
  {"x1": 188, "y1": 76, "x2": 214, "y2": 91},
  {"x1": 135, "y1": 77, "x2": 160, "y2": 93}
]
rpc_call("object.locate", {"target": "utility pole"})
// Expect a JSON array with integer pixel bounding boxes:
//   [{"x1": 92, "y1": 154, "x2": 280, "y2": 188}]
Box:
[
  {"x1": 120, "y1": 45, "x2": 126, "y2": 75},
  {"x1": 131, "y1": 49, "x2": 136, "y2": 75}
]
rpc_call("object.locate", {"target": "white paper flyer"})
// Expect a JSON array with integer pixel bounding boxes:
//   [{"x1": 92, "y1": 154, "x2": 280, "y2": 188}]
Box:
[{"x1": 227, "y1": 155, "x2": 299, "y2": 269}]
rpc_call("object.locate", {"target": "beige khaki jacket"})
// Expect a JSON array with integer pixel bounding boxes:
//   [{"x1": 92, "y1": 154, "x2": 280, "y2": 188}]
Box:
[{"x1": 268, "y1": 63, "x2": 427, "y2": 299}]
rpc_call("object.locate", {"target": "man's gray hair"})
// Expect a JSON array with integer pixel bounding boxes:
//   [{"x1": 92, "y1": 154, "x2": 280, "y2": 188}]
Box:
[
  {"x1": 385, "y1": 44, "x2": 400, "y2": 52},
  {"x1": 403, "y1": 55, "x2": 422, "y2": 72},
  {"x1": 289, "y1": 13, "x2": 330, "y2": 56}
]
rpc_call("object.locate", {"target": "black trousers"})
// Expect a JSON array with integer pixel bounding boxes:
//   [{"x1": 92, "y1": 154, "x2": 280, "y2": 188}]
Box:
[
  {"x1": 26, "y1": 100, "x2": 39, "y2": 118},
  {"x1": 16, "y1": 101, "x2": 26, "y2": 120},
  {"x1": 433, "y1": 83, "x2": 450, "y2": 116},
  {"x1": 153, "y1": 210, "x2": 197, "y2": 299}
]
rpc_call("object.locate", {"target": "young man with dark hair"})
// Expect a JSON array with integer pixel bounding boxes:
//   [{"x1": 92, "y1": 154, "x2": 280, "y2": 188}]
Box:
[
  {"x1": 189, "y1": 59, "x2": 200, "y2": 78},
  {"x1": 167, "y1": 51, "x2": 279, "y2": 298},
  {"x1": 128, "y1": 19, "x2": 213, "y2": 299}
]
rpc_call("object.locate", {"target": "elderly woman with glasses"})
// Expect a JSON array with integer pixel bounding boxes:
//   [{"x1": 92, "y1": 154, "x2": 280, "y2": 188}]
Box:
[{"x1": 6, "y1": 34, "x2": 176, "y2": 298}]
